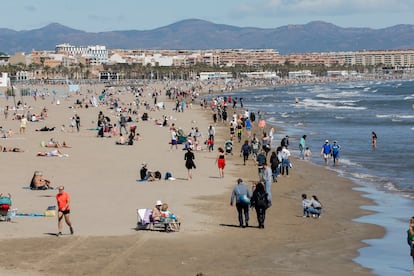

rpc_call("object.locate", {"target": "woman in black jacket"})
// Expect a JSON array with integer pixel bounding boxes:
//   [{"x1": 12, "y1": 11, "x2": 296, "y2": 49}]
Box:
[{"x1": 250, "y1": 182, "x2": 270, "y2": 229}]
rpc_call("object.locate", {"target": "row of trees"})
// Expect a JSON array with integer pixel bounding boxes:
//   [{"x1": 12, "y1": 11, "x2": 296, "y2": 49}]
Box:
[{"x1": 0, "y1": 61, "x2": 372, "y2": 82}]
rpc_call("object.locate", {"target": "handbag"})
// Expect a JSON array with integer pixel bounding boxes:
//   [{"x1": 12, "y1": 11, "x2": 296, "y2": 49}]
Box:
[{"x1": 236, "y1": 186, "x2": 250, "y2": 205}]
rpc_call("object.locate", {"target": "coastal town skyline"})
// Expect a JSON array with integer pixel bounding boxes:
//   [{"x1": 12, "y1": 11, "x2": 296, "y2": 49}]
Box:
[{"x1": 0, "y1": 0, "x2": 413, "y2": 32}]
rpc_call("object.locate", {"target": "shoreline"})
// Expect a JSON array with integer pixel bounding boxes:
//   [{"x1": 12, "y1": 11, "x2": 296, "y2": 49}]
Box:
[{"x1": 0, "y1": 80, "x2": 384, "y2": 275}]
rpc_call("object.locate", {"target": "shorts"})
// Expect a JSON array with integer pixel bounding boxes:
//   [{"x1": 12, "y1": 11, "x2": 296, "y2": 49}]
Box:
[
  {"x1": 59, "y1": 209, "x2": 70, "y2": 215},
  {"x1": 171, "y1": 139, "x2": 177, "y2": 145}
]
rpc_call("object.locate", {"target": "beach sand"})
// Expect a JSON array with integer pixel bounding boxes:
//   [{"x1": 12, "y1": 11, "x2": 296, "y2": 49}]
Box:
[{"x1": 0, "y1": 82, "x2": 384, "y2": 275}]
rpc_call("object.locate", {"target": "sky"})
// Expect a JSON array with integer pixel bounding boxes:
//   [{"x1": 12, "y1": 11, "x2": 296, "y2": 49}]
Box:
[{"x1": 1, "y1": 0, "x2": 413, "y2": 32}]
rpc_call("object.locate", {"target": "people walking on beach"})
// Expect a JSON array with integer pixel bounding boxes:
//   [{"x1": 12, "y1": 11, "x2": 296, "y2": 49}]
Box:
[
  {"x1": 215, "y1": 147, "x2": 226, "y2": 178},
  {"x1": 244, "y1": 117, "x2": 252, "y2": 139},
  {"x1": 184, "y1": 148, "x2": 196, "y2": 180},
  {"x1": 299, "y1": 135, "x2": 307, "y2": 159},
  {"x1": 262, "y1": 163, "x2": 273, "y2": 204},
  {"x1": 280, "y1": 135, "x2": 289, "y2": 149},
  {"x1": 56, "y1": 186, "x2": 74, "y2": 236},
  {"x1": 207, "y1": 125, "x2": 215, "y2": 141},
  {"x1": 331, "y1": 140, "x2": 342, "y2": 166},
  {"x1": 170, "y1": 127, "x2": 178, "y2": 150},
  {"x1": 256, "y1": 150, "x2": 267, "y2": 181},
  {"x1": 240, "y1": 140, "x2": 251, "y2": 166},
  {"x1": 321, "y1": 140, "x2": 332, "y2": 165},
  {"x1": 119, "y1": 114, "x2": 127, "y2": 135},
  {"x1": 261, "y1": 132, "x2": 271, "y2": 156},
  {"x1": 75, "y1": 114, "x2": 81, "y2": 132},
  {"x1": 250, "y1": 182, "x2": 269, "y2": 229},
  {"x1": 250, "y1": 134, "x2": 260, "y2": 160},
  {"x1": 20, "y1": 114, "x2": 27, "y2": 134},
  {"x1": 269, "y1": 150, "x2": 280, "y2": 182},
  {"x1": 371, "y1": 131, "x2": 377, "y2": 150},
  {"x1": 406, "y1": 217, "x2": 414, "y2": 268},
  {"x1": 280, "y1": 146, "x2": 291, "y2": 176},
  {"x1": 230, "y1": 178, "x2": 251, "y2": 228}
]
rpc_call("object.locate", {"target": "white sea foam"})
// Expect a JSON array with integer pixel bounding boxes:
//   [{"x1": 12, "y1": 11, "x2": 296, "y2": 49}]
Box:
[
  {"x1": 316, "y1": 91, "x2": 361, "y2": 98},
  {"x1": 376, "y1": 114, "x2": 414, "y2": 119},
  {"x1": 301, "y1": 98, "x2": 366, "y2": 110}
]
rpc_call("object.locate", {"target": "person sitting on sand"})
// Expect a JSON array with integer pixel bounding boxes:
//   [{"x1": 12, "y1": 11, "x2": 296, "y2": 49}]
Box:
[
  {"x1": 30, "y1": 171, "x2": 53, "y2": 190},
  {"x1": 1, "y1": 146, "x2": 24, "y2": 152},
  {"x1": 147, "y1": 171, "x2": 162, "y2": 181},
  {"x1": 115, "y1": 133, "x2": 126, "y2": 145}
]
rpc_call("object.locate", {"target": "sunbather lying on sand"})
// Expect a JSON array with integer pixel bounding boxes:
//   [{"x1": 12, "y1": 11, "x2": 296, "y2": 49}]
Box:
[{"x1": 36, "y1": 149, "x2": 68, "y2": 157}]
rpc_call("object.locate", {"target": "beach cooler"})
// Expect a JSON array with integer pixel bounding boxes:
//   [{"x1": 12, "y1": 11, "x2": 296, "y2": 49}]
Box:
[{"x1": 0, "y1": 193, "x2": 12, "y2": 222}]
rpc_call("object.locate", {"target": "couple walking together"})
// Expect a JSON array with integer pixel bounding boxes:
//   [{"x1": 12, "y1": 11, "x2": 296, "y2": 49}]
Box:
[{"x1": 230, "y1": 178, "x2": 270, "y2": 229}]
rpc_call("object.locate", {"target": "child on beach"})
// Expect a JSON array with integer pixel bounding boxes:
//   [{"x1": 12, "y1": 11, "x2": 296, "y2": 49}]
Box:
[{"x1": 304, "y1": 147, "x2": 312, "y2": 160}]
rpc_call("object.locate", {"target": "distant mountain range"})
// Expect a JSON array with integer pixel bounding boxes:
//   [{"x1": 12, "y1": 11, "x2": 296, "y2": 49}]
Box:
[{"x1": 1, "y1": 19, "x2": 414, "y2": 55}]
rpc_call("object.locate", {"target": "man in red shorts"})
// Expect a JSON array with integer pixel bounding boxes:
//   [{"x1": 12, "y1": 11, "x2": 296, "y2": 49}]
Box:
[{"x1": 56, "y1": 186, "x2": 74, "y2": 236}]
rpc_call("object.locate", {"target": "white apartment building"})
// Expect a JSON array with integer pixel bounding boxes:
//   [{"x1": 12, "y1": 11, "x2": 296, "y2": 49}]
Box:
[{"x1": 55, "y1": 43, "x2": 109, "y2": 65}]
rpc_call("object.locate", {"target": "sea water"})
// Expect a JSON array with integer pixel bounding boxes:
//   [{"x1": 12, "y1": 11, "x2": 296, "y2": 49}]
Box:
[{"x1": 215, "y1": 78, "x2": 414, "y2": 275}]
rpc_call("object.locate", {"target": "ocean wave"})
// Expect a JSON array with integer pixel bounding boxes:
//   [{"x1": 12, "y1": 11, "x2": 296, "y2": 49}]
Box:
[
  {"x1": 376, "y1": 114, "x2": 414, "y2": 119},
  {"x1": 301, "y1": 99, "x2": 366, "y2": 110},
  {"x1": 316, "y1": 91, "x2": 361, "y2": 99}
]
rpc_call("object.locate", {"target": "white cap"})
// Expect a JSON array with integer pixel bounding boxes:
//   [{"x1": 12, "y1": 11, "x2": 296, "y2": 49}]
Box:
[
  {"x1": 155, "y1": 200, "x2": 163, "y2": 206},
  {"x1": 325, "y1": 139, "x2": 329, "y2": 143}
]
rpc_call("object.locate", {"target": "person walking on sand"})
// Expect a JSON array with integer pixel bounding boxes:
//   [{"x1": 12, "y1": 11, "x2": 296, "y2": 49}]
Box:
[
  {"x1": 75, "y1": 114, "x2": 81, "y2": 132},
  {"x1": 262, "y1": 162, "x2": 273, "y2": 204},
  {"x1": 230, "y1": 178, "x2": 251, "y2": 228},
  {"x1": 215, "y1": 147, "x2": 226, "y2": 178},
  {"x1": 250, "y1": 182, "x2": 270, "y2": 228},
  {"x1": 240, "y1": 140, "x2": 251, "y2": 166},
  {"x1": 20, "y1": 114, "x2": 28, "y2": 134},
  {"x1": 184, "y1": 148, "x2": 196, "y2": 180},
  {"x1": 56, "y1": 186, "x2": 74, "y2": 236}
]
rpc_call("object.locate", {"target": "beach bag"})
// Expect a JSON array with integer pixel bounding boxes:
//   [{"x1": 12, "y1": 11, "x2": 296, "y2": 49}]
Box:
[
  {"x1": 238, "y1": 194, "x2": 250, "y2": 205},
  {"x1": 154, "y1": 171, "x2": 162, "y2": 179},
  {"x1": 165, "y1": 172, "x2": 172, "y2": 180},
  {"x1": 236, "y1": 186, "x2": 250, "y2": 205}
]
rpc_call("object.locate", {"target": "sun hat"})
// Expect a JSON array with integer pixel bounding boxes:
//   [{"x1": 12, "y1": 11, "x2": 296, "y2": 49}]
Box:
[
  {"x1": 141, "y1": 162, "x2": 147, "y2": 167},
  {"x1": 155, "y1": 200, "x2": 163, "y2": 206}
]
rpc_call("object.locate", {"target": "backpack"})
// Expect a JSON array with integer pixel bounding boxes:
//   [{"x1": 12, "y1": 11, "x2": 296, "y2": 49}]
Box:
[
  {"x1": 165, "y1": 172, "x2": 172, "y2": 180},
  {"x1": 154, "y1": 171, "x2": 162, "y2": 179},
  {"x1": 256, "y1": 192, "x2": 268, "y2": 208}
]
